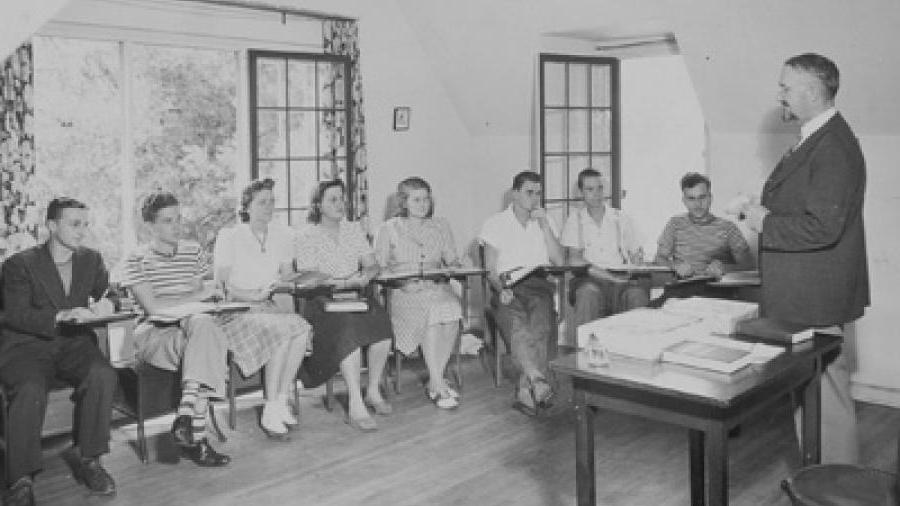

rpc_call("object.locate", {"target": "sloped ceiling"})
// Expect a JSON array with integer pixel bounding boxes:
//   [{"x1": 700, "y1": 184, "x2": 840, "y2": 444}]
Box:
[
  {"x1": 391, "y1": 0, "x2": 900, "y2": 136},
  {"x1": 0, "y1": 0, "x2": 71, "y2": 57}
]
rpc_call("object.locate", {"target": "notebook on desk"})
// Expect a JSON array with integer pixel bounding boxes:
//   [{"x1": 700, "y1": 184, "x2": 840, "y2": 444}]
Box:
[{"x1": 324, "y1": 291, "x2": 368, "y2": 313}]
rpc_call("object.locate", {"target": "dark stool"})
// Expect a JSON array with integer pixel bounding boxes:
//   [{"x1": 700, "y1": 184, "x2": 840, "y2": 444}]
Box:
[{"x1": 782, "y1": 464, "x2": 898, "y2": 506}]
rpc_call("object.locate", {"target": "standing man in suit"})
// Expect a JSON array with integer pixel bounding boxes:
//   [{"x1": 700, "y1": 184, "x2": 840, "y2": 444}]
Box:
[
  {"x1": 0, "y1": 198, "x2": 118, "y2": 506},
  {"x1": 744, "y1": 53, "x2": 869, "y2": 463}
]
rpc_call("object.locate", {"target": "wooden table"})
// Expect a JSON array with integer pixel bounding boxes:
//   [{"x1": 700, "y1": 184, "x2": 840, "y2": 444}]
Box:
[{"x1": 550, "y1": 333, "x2": 842, "y2": 506}]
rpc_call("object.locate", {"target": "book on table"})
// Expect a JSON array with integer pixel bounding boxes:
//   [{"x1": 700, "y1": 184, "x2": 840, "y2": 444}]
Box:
[
  {"x1": 735, "y1": 317, "x2": 842, "y2": 344},
  {"x1": 661, "y1": 339, "x2": 755, "y2": 374},
  {"x1": 324, "y1": 290, "x2": 368, "y2": 313}
]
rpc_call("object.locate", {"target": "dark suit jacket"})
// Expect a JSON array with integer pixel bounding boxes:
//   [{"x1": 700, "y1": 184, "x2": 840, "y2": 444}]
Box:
[
  {"x1": 0, "y1": 242, "x2": 109, "y2": 366},
  {"x1": 759, "y1": 112, "x2": 870, "y2": 326}
]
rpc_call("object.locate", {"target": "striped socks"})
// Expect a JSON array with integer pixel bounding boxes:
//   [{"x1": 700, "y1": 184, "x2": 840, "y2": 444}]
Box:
[{"x1": 179, "y1": 380, "x2": 208, "y2": 443}]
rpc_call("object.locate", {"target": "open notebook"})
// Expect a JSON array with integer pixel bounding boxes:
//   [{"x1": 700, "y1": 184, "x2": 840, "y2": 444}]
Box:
[{"x1": 149, "y1": 301, "x2": 251, "y2": 324}]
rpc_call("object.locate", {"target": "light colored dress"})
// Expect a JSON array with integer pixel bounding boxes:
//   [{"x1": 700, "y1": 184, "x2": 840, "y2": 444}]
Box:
[{"x1": 375, "y1": 217, "x2": 462, "y2": 355}]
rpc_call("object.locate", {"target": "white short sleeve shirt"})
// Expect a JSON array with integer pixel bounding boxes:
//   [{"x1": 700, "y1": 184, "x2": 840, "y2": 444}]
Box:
[
  {"x1": 560, "y1": 206, "x2": 638, "y2": 265},
  {"x1": 214, "y1": 223, "x2": 294, "y2": 290},
  {"x1": 478, "y1": 206, "x2": 556, "y2": 274}
]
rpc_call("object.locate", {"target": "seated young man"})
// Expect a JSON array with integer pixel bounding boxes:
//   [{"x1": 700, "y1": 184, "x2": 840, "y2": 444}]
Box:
[
  {"x1": 561, "y1": 168, "x2": 649, "y2": 327},
  {"x1": 654, "y1": 172, "x2": 753, "y2": 279},
  {"x1": 121, "y1": 192, "x2": 308, "y2": 467},
  {"x1": 479, "y1": 171, "x2": 564, "y2": 415},
  {"x1": 0, "y1": 198, "x2": 118, "y2": 506}
]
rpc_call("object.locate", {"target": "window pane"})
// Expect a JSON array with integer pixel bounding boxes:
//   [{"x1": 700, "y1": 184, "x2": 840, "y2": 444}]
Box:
[
  {"x1": 544, "y1": 156, "x2": 566, "y2": 200},
  {"x1": 544, "y1": 62, "x2": 566, "y2": 107},
  {"x1": 258, "y1": 161, "x2": 288, "y2": 205},
  {"x1": 546, "y1": 203, "x2": 567, "y2": 232},
  {"x1": 591, "y1": 110, "x2": 611, "y2": 152},
  {"x1": 257, "y1": 58, "x2": 285, "y2": 107},
  {"x1": 271, "y1": 210, "x2": 290, "y2": 226},
  {"x1": 568, "y1": 110, "x2": 589, "y2": 152},
  {"x1": 318, "y1": 61, "x2": 345, "y2": 108},
  {"x1": 131, "y1": 44, "x2": 238, "y2": 250},
  {"x1": 257, "y1": 110, "x2": 286, "y2": 158},
  {"x1": 33, "y1": 37, "x2": 123, "y2": 265},
  {"x1": 290, "y1": 209, "x2": 308, "y2": 225},
  {"x1": 287, "y1": 60, "x2": 316, "y2": 107},
  {"x1": 591, "y1": 65, "x2": 611, "y2": 107},
  {"x1": 289, "y1": 160, "x2": 317, "y2": 209},
  {"x1": 289, "y1": 111, "x2": 317, "y2": 157},
  {"x1": 568, "y1": 64, "x2": 589, "y2": 107},
  {"x1": 544, "y1": 110, "x2": 565, "y2": 153}
]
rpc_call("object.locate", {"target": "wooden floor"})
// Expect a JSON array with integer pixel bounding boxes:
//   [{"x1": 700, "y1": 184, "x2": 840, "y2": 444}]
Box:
[{"x1": 22, "y1": 355, "x2": 900, "y2": 506}]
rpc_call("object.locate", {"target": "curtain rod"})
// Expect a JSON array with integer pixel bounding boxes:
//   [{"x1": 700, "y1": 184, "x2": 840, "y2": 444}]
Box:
[{"x1": 176, "y1": 0, "x2": 356, "y2": 23}]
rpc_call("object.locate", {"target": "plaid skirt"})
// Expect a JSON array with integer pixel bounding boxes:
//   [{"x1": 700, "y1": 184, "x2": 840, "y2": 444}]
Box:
[
  {"x1": 219, "y1": 301, "x2": 311, "y2": 377},
  {"x1": 135, "y1": 300, "x2": 310, "y2": 384}
]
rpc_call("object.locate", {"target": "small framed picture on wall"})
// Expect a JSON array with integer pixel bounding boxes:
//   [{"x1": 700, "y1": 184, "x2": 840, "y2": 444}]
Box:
[{"x1": 393, "y1": 107, "x2": 410, "y2": 131}]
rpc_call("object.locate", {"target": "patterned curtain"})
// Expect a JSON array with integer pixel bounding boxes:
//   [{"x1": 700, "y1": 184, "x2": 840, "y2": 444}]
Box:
[
  {"x1": 323, "y1": 20, "x2": 368, "y2": 221},
  {"x1": 0, "y1": 42, "x2": 38, "y2": 262}
]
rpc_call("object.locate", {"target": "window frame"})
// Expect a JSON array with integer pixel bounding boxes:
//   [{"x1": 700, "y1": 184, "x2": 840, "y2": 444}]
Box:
[
  {"x1": 538, "y1": 53, "x2": 621, "y2": 217},
  {"x1": 248, "y1": 49, "x2": 355, "y2": 223}
]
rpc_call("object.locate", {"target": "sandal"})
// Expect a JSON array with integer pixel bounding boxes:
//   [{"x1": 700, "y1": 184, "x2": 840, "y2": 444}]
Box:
[
  {"x1": 530, "y1": 376, "x2": 554, "y2": 409},
  {"x1": 512, "y1": 384, "x2": 539, "y2": 417},
  {"x1": 364, "y1": 396, "x2": 394, "y2": 416},
  {"x1": 426, "y1": 389, "x2": 460, "y2": 409},
  {"x1": 345, "y1": 415, "x2": 378, "y2": 432}
]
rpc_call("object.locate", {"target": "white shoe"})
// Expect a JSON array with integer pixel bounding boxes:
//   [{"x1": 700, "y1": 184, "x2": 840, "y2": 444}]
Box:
[
  {"x1": 278, "y1": 401, "x2": 298, "y2": 426},
  {"x1": 261, "y1": 403, "x2": 288, "y2": 435}
]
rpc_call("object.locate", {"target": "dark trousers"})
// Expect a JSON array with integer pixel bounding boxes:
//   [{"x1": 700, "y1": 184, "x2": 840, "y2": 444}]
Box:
[
  {"x1": 0, "y1": 335, "x2": 117, "y2": 483},
  {"x1": 492, "y1": 276, "x2": 556, "y2": 381}
]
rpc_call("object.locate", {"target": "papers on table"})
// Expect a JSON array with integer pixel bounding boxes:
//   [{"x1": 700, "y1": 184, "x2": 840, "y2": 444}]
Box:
[
  {"x1": 576, "y1": 297, "x2": 769, "y2": 373},
  {"x1": 660, "y1": 297, "x2": 758, "y2": 335},
  {"x1": 149, "y1": 302, "x2": 251, "y2": 323}
]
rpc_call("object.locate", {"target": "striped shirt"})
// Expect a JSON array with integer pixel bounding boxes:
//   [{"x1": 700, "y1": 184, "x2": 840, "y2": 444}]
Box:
[
  {"x1": 120, "y1": 241, "x2": 210, "y2": 298},
  {"x1": 654, "y1": 214, "x2": 750, "y2": 274}
]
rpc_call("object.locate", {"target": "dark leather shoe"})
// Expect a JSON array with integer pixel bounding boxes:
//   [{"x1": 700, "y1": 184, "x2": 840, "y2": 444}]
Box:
[
  {"x1": 181, "y1": 438, "x2": 231, "y2": 467},
  {"x1": 73, "y1": 458, "x2": 116, "y2": 496},
  {"x1": 171, "y1": 414, "x2": 194, "y2": 447},
  {"x1": 5, "y1": 477, "x2": 35, "y2": 506}
]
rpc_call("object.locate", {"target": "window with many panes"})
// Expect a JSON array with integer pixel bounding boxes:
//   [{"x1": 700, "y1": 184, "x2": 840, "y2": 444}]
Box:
[
  {"x1": 249, "y1": 50, "x2": 353, "y2": 225},
  {"x1": 32, "y1": 36, "x2": 239, "y2": 268},
  {"x1": 539, "y1": 54, "x2": 619, "y2": 224}
]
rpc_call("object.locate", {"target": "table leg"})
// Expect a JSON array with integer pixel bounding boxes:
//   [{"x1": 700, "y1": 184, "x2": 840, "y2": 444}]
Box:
[
  {"x1": 705, "y1": 425, "x2": 728, "y2": 506},
  {"x1": 574, "y1": 387, "x2": 595, "y2": 506},
  {"x1": 689, "y1": 429, "x2": 705, "y2": 506},
  {"x1": 799, "y1": 357, "x2": 822, "y2": 465}
]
